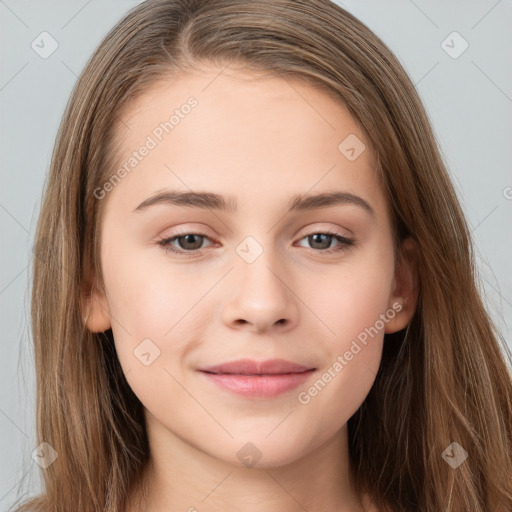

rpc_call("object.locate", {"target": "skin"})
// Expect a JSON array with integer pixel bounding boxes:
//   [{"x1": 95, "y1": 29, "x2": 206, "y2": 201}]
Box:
[{"x1": 83, "y1": 63, "x2": 417, "y2": 512}]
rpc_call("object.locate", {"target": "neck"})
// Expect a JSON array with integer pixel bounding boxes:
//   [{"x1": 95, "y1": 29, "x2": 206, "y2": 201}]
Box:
[{"x1": 125, "y1": 415, "x2": 367, "y2": 512}]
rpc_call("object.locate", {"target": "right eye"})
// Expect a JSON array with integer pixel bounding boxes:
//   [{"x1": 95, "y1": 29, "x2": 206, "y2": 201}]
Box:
[{"x1": 158, "y1": 231, "x2": 215, "y2": 257}]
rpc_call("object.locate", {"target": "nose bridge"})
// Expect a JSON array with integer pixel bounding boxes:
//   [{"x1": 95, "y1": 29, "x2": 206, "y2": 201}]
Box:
[
  {"x1": 235, "y1": 233, "x2": 289, "y2": 297},
  {"x1": 222, "y1": 233, "x2": 298, "y2": 331}
]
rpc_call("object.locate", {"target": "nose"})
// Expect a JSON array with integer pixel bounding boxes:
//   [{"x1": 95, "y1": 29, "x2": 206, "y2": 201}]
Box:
[{"x1": 221, "y1": 248, "x2": 299, "y2": 334}]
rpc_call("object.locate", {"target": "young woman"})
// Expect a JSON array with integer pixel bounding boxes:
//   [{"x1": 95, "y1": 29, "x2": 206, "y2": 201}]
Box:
[{"x1": 14, "y1": 0, "x2": 512, "y2": 510}]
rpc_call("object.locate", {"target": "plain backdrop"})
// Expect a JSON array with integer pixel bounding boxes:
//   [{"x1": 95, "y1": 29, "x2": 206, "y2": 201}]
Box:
[{"x1": 1, "y1": 0, "x2": 511, "y2": 507}]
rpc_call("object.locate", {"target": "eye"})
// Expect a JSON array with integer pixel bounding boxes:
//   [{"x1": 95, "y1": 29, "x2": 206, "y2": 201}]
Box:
[
  {"x1": 296, "y1": 231, "x2": 355, "y2": 254},
  {"x1": 158, "y1": 231, "x2": 215, "y2": 257},
  {"x1": 158, "y1": 229, "x2": 354, "y2": 258}
]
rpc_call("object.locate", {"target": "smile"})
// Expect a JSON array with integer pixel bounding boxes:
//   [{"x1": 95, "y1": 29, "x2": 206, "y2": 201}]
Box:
[{"x1": 197, "y1": 369, "x2": 316, "y2": 398}]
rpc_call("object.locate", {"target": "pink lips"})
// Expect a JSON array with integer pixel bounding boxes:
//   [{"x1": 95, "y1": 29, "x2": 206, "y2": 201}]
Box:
[{"x1": 197, "y1": 358, "x2": 316, "y2": 398}]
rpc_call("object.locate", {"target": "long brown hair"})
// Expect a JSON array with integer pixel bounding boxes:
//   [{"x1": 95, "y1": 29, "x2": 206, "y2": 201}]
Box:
[{"x1": 13, "y1": 0, "x2": 512, "y2": 510}]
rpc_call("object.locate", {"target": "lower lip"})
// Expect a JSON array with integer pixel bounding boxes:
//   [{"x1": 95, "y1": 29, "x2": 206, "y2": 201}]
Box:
[{"x1": 198, "y1": 370, "x2": 315, "y2": 398}]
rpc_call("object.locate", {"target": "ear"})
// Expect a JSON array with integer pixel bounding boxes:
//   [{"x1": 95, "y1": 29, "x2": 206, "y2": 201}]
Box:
[
  {"x1": 385, "y1": 237, "x2": 418, "y2": 334},
  {"x1": 81, "y1": 277, "x2": 111, "y2": 333}
]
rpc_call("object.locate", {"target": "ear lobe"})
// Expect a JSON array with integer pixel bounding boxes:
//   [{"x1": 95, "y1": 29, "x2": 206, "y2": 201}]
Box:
[
  {"x1": 385, "y1": 237, "x2": 418, "y2": 334},
  {"x1": 81, "y1": 282, "x2": 111, "y2": 333}
]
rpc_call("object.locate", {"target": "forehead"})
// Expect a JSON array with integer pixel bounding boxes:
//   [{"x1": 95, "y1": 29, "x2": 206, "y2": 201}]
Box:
[{"x1": 105, "y1": 65, "x2": 386, "y2": 218}]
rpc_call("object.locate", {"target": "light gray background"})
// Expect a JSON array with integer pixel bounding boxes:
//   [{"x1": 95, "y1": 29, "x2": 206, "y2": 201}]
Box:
[{"x1": 1, "y1": 0, "x2": 511, "y2": 508}]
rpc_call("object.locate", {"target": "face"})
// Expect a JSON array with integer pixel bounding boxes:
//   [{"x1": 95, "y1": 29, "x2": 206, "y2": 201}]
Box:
[{"x1": 85, "y1": 63, "x2": 416, "y2": 468}]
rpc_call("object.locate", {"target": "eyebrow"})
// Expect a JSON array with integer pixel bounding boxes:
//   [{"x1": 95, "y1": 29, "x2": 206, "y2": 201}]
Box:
[{"x1": 132, "y1": 190, "x2": 375, "y2": 217}]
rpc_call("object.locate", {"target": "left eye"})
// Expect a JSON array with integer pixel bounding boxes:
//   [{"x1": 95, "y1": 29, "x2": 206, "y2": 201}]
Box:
[
  {"x1": 158, "y1": 231, "x2": 354, "y2": 256},
  {"x1": 296, "y1": 232, "x2": 354, "y2": 252}
]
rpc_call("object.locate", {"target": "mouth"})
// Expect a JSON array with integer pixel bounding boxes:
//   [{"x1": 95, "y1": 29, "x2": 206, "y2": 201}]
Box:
[
  {"x1": 198, "y1": 358, "x2": 315, "y2": 375},
  {"x1": 197, "y1": 359, "x2": 316, "y2": 398}
]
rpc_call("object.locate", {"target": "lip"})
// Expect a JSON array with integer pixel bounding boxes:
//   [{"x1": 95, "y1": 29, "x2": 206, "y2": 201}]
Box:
[
  {"x1": 197, "y1": 358, "x2": 316, "y2": 398},
  {"x1": 198, "y1": 358, "x2": 314, "y2": 375}
]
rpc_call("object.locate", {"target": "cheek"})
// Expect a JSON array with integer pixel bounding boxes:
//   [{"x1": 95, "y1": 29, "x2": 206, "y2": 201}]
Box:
[
  {"x1": 300, "y1": 239, "x2": 395, "y2": 403},
  {"x1": 295, "y1": 262, "x2": 395, "y2": 437},
  {"x1": 101, "y1": 250, "x2": 202, "y2": 371},
  {"x1": 305, "y1": 287, "x2": 387, "y2": 414},
  {"x1": 308, "y1": 242, "x2": 395, "y2": 348}
]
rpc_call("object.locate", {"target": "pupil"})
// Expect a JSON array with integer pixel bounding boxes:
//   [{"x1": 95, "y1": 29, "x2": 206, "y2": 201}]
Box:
[
  {"x1": 181, "y1": 234, "x2": 202, "y2": 250},
  {"x1": 311, "y1": 233, "x2": 331, "y2": 249}
]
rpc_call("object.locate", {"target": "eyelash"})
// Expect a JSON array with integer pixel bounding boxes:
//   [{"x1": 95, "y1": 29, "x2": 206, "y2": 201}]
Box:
[{"x1": 157, "y1": 229, "x2": 355, "y2": 258}]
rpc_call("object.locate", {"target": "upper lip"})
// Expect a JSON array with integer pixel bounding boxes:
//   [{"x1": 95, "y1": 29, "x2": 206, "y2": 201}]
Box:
[{"x1": 198, "y1": 358, "x2": 315, "y2": 375}]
